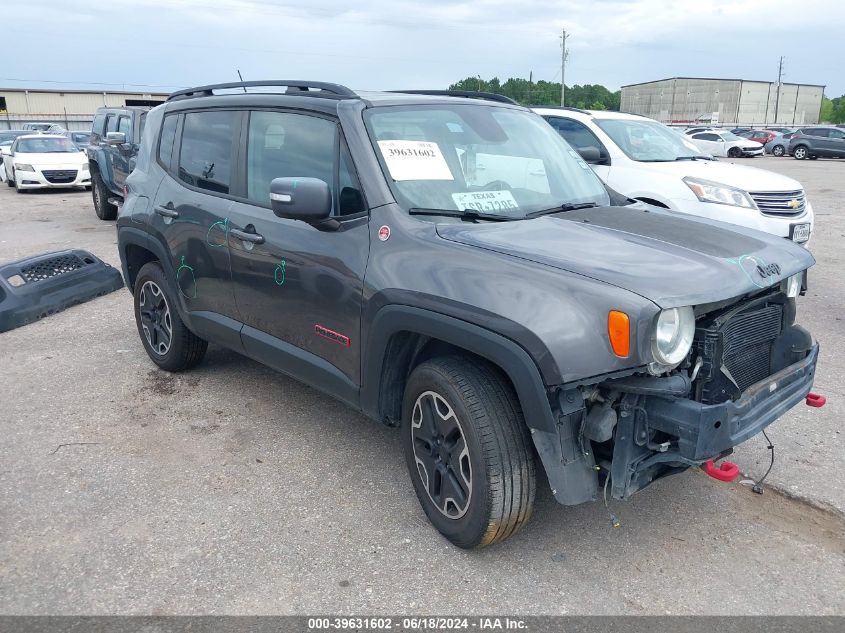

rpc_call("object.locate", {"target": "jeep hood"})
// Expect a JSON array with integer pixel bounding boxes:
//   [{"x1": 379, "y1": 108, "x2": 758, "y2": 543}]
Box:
[{"x1": 435, "y1": 206, "x2": 815, "y2": 308}]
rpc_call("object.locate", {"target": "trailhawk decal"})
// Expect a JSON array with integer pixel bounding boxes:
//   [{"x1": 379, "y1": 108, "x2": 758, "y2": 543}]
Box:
[
  {"x1": 376, "y1": 140, "x2": 453, "y2": 181},
  {"x1": 314, "y1": 324, "x2": 351, "y2": 347}
]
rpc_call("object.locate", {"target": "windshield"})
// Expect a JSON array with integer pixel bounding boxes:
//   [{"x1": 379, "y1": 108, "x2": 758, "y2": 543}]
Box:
[
  {"x1": 0, "y1": 131, "x2": 30, "y2": 143},
  {"x1": 16, "y1": 137, "x2": 79, "y2": 153},
  {"x1": 364, "y1": 105, "x2": 609, "y2": 217},
  {"x1": 596, "y1": 119, "x2": 704, "y2": 162},
  {"x1": 720, "y1": 132, "x2": 742, "y2": 141}
]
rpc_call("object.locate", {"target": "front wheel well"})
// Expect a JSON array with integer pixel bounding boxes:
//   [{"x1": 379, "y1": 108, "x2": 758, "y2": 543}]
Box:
[
  {"x1": 377, "y1": 332, "x2": 519, "y2": 427},
  {"x1": 124, "y1": 244, "x2": 158, "y2": 290}
]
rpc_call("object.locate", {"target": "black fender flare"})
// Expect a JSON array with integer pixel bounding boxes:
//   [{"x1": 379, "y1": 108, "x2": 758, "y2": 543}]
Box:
[
  {"x1": 361, "y1": 304, "x2": 557, "y2": 433},
  {"x1": 117, "y1": 227, "x2": 176, "y2": 290},
  {"x1": 87, "y1": 149, "x2": 113, "y2": 189}
]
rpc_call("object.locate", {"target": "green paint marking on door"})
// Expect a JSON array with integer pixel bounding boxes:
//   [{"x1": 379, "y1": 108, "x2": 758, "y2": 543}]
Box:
[
  {"x1": 206, "y1": 217, "x2": 229, "y2": 247},
  {"x1": 274, "y1": 259, "x2": 287, "y2": 286},
  {"x1": 176, "y1": 255, "x2": 197, "y2": 299}
]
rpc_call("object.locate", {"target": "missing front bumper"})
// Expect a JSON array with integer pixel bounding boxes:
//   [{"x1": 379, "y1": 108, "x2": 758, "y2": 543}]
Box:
[{"x1": 608, "y1": 344, "x2": 819, "y2": 499}]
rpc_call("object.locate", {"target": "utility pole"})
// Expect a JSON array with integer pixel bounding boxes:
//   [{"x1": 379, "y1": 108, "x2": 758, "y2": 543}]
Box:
[
  {"x1": 528, "y1": 70, "x2": 533, "y2": 104},
  {"x1": 774, "y1": 56, "x2": 784, "y2": 124},
  {"x1": 560, "y1": 29, "x2": 569, "y2": 106}
]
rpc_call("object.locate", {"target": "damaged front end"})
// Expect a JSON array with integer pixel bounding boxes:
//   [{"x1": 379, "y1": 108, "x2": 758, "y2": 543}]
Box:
[{"x1": 537, "y1": 289, "x2": 819, "y2": 506}]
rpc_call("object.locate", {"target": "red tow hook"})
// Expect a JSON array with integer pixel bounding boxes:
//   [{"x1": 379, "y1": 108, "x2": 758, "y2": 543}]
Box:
[
  {"x1": 806, "y1": 392, "x2": 826, "y2": 408},
  {"x1": 702, "y1": 459, "x2": 740, "y2": 482}
]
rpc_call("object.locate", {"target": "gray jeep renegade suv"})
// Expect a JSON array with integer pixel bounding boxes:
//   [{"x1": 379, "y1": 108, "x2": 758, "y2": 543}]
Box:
[{"x1": 117, "y1": 80, "x2": 819, "y2": 548}]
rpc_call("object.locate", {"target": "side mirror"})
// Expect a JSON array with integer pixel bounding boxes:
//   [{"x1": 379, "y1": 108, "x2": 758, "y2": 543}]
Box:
[
  {"x1": 270, "y1": 177, "x2": 332, "y2": 225},
  {"x1": 106, "y1": 132, "x2": 126, "y2": 145},
  {"x1": 576, "y1": 146, "x2": 602, "y2": 164}
]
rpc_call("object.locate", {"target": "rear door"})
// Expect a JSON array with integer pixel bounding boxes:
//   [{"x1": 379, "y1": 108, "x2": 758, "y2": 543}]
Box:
[
  {"x1": 226, "y1": 109, "x2": 370, "y2": 400},
  {"x1": 148, "y1": 109, "x2": 240, "y2": 343}
]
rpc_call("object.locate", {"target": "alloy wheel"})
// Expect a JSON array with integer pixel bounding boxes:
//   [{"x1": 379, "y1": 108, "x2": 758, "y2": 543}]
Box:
[
  {"x1": 138, "y1": 280, "x2": 173, "y2": 356},
  {"x1": 773, "y1": 145, "x2": 785, "y2": 157},
  {"x1": 411, "y1": 390, "x2": 472, "y2": 519}
]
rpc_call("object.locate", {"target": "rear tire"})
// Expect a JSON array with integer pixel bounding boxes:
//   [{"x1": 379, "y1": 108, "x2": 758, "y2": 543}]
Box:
[
  {"x1": 402, "y1": 356, "x2": 536, "y2": 549},
  {"x1": 793, "y1": 145, "x2": 808, "y2": 160},
  {"x1": 92, "y1": 168, "x2": 117, "y2": 220},
  {"x1": 133, "y1": 261, "x2": 208, "y2": 372}
]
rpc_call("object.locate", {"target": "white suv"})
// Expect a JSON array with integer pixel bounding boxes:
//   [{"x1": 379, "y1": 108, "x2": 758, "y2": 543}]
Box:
[{"x1": 533, "y1": 108, "x2": 813, "y2": 244}]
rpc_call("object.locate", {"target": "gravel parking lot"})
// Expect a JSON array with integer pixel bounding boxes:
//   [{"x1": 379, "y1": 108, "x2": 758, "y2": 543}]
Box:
[{"x1": 1, "y1": 155, "x2": 843, "y2": 615}]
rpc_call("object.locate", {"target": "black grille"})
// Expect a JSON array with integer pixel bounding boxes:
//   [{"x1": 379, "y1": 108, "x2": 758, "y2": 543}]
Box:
[
  {"x1": 695, "y1": 303, "x2": 783, "y2": 404},
  {"x1": 20, "y1": 254, "x2": 89, "y2": 283},
  {"x1": 42, "y1": 169, "x2": 78, "y2": 183}
]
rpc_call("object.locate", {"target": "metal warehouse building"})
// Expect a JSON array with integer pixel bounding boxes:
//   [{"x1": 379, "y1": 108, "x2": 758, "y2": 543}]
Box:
[
  {"x1": 620, "y1": 77, "x2": 824, "y2": 127},
  {"x1": 0, "y1": 88, "x2": 168, "y2": 131}
]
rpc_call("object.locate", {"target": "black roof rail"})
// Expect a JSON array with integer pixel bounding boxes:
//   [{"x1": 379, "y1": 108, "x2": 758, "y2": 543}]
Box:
[
  {"x1": 390, "y1": 90, "x2": 519, "y2": 105},
  {"x1": 167, "y1": 80, "x2": 357, "y2": 102},
  {"x1": 529, "y1": 105, "x2": 591, "y2": 115}
]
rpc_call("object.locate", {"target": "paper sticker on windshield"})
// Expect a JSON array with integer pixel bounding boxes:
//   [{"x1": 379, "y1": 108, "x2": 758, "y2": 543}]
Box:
[
  {"x1": 452, "y1": 190, "x2": 519, "y2": 213},
  {"x1": 377, "y1": 140, "x2": 453, "y2": 181}
]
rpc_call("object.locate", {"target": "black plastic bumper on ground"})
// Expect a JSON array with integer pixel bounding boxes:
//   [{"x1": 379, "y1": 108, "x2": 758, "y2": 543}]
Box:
[
  {"x1": 0, "y1": 250, "x2": 124, "y2": 333},
  {"x1": 645, "y1": 344, "x2": 819, "y2": 461}
]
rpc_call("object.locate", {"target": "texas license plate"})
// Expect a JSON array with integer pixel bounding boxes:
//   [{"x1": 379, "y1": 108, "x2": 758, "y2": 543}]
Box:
[{"x1": 791, "y1": 223, "x2": 811, "y2": 243}]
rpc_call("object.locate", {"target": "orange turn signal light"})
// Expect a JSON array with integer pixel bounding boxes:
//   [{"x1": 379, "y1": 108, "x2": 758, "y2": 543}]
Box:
[{"x1": 608, "y1": 310, "x2": 630, "y2": 357}]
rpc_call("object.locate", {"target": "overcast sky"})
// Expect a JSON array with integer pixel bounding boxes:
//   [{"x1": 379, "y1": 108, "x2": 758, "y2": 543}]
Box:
[{"x1": 6, "y1": 0, "x2": 843, "y2": 97}]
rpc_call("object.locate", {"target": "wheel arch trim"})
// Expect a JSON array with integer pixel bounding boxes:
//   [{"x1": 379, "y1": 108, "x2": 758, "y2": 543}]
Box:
[{"x1": 361, "y1": 304, "x2": 558, "y2": 433}]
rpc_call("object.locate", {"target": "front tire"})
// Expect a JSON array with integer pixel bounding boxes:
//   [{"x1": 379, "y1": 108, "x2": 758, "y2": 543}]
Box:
[
  {"x1": 727, "y1": 146, "x2": 742, "y2": 158},
  {"x1": 772, "y1": 144, "x2": 785, "y2": 157},
  {"x1": 793, "y1": 145, "x2": 808, "y2": 160},
  {"x1": 133, "y1": 261, "x2": 208, "y2": 371},
  {"x1": 91, "y1": 168, "x2": 117, "y2": 220},
  {"x1": 402, "y1": 357, "x2": 536, "y2": 549}
]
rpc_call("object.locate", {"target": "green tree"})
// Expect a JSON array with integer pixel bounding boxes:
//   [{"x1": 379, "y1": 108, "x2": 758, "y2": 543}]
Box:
[
  {"x1": 820, "y1": 96, "x2": 833, "y2": 122},
  {"x1": 448, "y1": 76, "x2": 620, "y2": 110}
]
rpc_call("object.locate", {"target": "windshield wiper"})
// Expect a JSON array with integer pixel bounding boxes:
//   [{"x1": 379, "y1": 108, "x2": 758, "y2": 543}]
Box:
[
  {"x1": 408, "y1": 208, "x2": 516, "y2": 222},
  {"x1": 673, "y1": 155, "x2": 710, "y2": 161},
  {"x1": 524, "y1": 202, "x2": 599, "y2": 218}
]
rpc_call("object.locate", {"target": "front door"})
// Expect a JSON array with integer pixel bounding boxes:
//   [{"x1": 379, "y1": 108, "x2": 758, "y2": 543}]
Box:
[
  {"x1": 824, "y1": 128, "x2": 845, "y2": 156},
  {"x1": 227, "y1": 110, "x2": 370, "y2": 399}
]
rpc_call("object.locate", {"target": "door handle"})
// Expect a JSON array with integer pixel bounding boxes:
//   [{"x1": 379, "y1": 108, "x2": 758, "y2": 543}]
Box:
[
  {"x1": 154, "y1": 205, "x2": 179, "y2": 219},
  {"x1": 230, "y1": 228, "x2": 265, "y2": 244}
]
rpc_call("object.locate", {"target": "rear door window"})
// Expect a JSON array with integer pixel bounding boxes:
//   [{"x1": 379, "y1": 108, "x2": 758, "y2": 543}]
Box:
[
  {"x1": 157, "y1": 114, "x2": 178, "y2": 169},
  {"x1": 178, "y1": 110, "x2": 236, "y2": 195}
]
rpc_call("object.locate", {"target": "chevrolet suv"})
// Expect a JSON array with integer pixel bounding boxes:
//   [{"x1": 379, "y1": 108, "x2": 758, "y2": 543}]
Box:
[{"x1": 117, "y1": 81, "x2": 820, "y2": 548}]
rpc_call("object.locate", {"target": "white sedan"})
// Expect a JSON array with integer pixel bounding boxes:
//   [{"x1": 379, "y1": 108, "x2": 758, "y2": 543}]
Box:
[
  {"x1": 1, "y1": 134, "x2": 91, "y2": 192},
  {"x1": 686, "y1": 130, "x2": 764, "y2": 158}
]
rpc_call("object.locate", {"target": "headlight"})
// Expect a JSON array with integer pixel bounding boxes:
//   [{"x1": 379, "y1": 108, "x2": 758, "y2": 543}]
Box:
[
  {"x1": 15, "y1": 163, "x2": 35, "y2": 172},
  {"x1": 783, "y1": 272, "x2": 802, "y2": 298},
  {"x1": 683, "y1": 177, "x2": 756, "y2": 209},
  {"x1": 650, "y1": 306, "x2": 695, "y2": 370}
]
